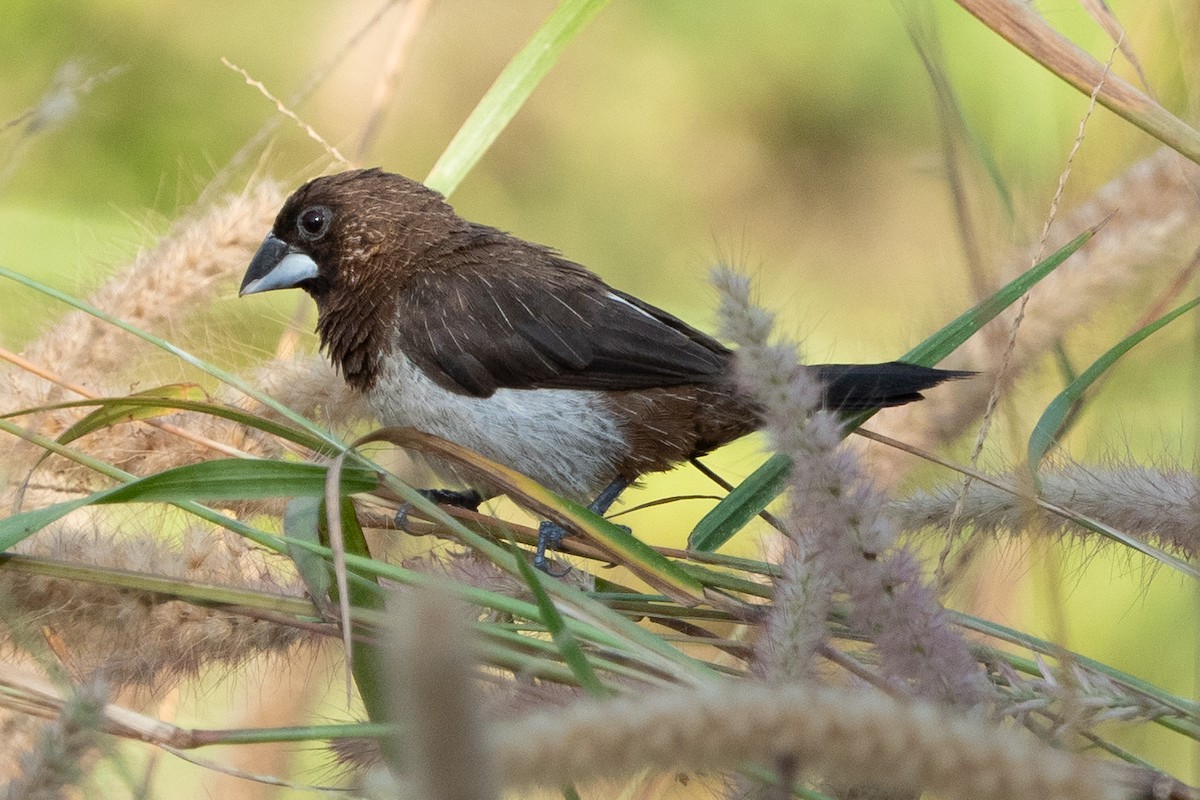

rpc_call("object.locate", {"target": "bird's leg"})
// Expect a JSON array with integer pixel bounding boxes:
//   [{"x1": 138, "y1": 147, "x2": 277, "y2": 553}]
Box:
[
  {"x1": 394, "y1": 488, "x2": 483, "y2": 530},
  {"x1": 534, "y1": 478, "x2": 630, "y2": 574}
]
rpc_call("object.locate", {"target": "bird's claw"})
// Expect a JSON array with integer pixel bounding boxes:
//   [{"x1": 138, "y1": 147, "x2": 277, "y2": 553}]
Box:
[{"x1": 534, "y1": 521, "x2": 573, "y2": 577}]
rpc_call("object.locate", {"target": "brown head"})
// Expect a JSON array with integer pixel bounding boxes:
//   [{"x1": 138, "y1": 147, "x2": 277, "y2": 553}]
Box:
[{"x1": 240, "y1": 168, "x2": 468, "y2": 388}]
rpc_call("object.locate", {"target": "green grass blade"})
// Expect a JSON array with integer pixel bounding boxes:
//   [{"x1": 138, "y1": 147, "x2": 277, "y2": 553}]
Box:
[
  {"x1": 901, "y1": 227, "x2": 1095, "y2": 365},
  {"x1": 3, "y1": 393, "x2": 337, "y2": 454},
  {"x1": 0, "y1": 264, "x2": 345, "y2": 451},
  {"x1": 687, "y1": 462, "x2": 790, "y2": 552},
  {"x1": 514, "y1": 542, "x2": 608, "y2": 697},
  {"x1": 0, "y1": 459, "x2": 378, "y2": 551},
  {"x1": 424, "y1": 0, "x2": 612, "y2": 197},
  {"x1": 1028, "y1": 295, "x2": 1200, "y2": 470},
  {"x1": 284, "y1": 496, "x2": 333, "y2": 606},
  {"x1": 689, "y1": 227, "x2": 1096, "y2": 552},
  {"x1": 323, "y1": 496, "x2": 390, "y2": 724},
  {"x1": 49, "y1": 384, "x2": 207, "y2": 444}
]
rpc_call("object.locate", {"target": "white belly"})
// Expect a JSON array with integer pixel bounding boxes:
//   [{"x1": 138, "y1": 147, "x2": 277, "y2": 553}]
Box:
[{"x1": 367, "y1": 352, "x2": 628, "y2": 500}]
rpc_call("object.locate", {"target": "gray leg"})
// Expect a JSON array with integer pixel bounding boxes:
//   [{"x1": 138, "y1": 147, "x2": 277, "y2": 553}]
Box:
[{"x1": 534, "y1": 478, "x2": 630, "y2": 573}]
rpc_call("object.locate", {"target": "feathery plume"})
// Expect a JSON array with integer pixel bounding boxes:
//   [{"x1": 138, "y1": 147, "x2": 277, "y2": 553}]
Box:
[
  {"x1": 0, "y1": 678, "x2": 108, "y2": 800},
  {"x1": 384, "y1": 587, "x2": 498, "y2": 800},
  {"x1": 489, "y1": 681, "x2": 1131, "y2": 800},
  {"x1": 895, "y1": 461, "x2": 1200, "y2": 557},
  {"x1": 713, "y1": 266, "x2": 984, "y2": 706},
  {"x1": 0, "y1": 523, "x2": 305, "y2": 688}
]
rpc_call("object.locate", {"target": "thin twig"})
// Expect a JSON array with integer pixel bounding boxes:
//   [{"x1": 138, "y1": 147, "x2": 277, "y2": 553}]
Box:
[
  {"x1": 221, "y1": 57, "x2": 352, "y2": 168},
  {"x1": 937, "y1": 33, "x2": 1123, "y2": 584}
]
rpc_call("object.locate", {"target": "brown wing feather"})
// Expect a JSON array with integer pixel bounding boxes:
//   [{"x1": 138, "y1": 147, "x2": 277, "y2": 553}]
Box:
[{"x1": 394, "y1": 227, "x2": 731, "y2": 397}]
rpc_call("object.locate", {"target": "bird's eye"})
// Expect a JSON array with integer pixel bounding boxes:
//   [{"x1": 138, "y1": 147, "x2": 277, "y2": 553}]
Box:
[{"x1": 297, "y1": 206, "x2": 332, "y2": 241}]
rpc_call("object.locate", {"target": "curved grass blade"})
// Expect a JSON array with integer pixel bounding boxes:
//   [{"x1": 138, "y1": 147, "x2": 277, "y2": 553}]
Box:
[
  {"x1": 0, "y1": 459, "x2": 379, "y2": 551},
  {"x1": 11, "y1": 384, "x2": 209, "y2": 506},
  {"x1": 513, "y1": 540, "x2": 608, "y2": 697},
  {"x1": 953, "y1": 0, "x2": 1200, "y2": 165},
  {"x1": 1028, "y1": 294, "x2": 1200, "y2": 471},
  {"x1": 386, "y1": 428, "x2": 706, "y2": 605},
  {"x1": 0, "y1": 264, "x2": 345, "y2": 451},
  {"x1": 284, "y1": 496, "x2": 332, "y2": 611},
  {"x1": 51, "y1": 383, "x2": 207, "y2": 444},
  {"x1": 3, "y1": 393, "x2": 336, "y2": 455},
  {"x1": 689, "y1": 226, "x2": 1096, "y2": 553},
  {"x1": 424, "y1": 0, "x2": 611, "y2": 197},
  {"x1": 321, "y1": 495, "x2": 389, "y2": 720}
]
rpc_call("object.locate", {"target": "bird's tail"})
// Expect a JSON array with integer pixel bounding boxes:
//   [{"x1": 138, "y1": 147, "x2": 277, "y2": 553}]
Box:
[{"x1": 813, "y1": 362, "x2": 972, "y2": 411}]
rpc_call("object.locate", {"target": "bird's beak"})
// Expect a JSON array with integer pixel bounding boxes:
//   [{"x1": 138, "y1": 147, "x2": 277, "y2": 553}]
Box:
[{"x1": 239, "y1": 233, "x2": 320, "y2": 296}]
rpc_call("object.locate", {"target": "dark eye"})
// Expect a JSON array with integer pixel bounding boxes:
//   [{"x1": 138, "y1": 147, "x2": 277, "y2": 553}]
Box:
[{"x1": 297, "y1": 205, "x2": 331, "y2": 240}]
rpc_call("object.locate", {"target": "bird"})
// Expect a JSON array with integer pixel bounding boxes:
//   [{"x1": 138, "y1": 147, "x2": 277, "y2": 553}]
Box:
[{"x1": 240, "y1": 168, "x2": 969, "y2": 568}]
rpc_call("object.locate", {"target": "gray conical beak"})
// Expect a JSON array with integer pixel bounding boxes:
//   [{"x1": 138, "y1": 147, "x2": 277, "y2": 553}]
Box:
[{"x1": 240, "y1": 234, "x2": 319, "y2": 296}]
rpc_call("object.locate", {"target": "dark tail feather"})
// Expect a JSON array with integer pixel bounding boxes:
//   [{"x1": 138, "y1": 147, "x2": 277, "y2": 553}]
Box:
[{"x1": 813, "y1": 361, "x2": 973, "y2": 411}]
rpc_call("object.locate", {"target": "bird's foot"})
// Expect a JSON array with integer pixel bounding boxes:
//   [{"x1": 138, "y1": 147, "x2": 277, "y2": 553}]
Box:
[
  {"x1": 533, "y1": 519, "x2": 633, "y2": 575},
  {"x1": 533, "y1": 478, "x2": 631, "y2": 575},
  {"x1": 534, "y1": 521, "x2": 574, "y2": 576},
  {"x1": 395, "y1": 488, "x2": 483, "y2": 530}
]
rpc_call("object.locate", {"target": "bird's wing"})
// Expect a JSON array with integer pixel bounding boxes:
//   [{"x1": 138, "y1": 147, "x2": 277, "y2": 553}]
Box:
[{"x1": 394, "y1": 235, "x2": 730, "y2": 397}]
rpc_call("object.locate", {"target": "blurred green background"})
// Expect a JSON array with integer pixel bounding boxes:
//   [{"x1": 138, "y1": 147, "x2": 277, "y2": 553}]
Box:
[{"x1": 2, "y1": 0, "x2": 1198, "y2": 792}]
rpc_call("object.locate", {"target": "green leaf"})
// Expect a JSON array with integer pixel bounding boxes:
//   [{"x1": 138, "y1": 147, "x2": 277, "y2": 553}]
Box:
[
  {"x1": 513, "y1": 541, "x2": 607, "y2": 697},
  {"x1": 283, "y1": 496, "x2": 332, "y2": 606},
  {"x1": 51, "y1": 384, "x2": 207, "y2": 445},
  {"x1": 1028, "y1": 294, "x2": 1200, "y2": 471},
  {"x1": 689, "y1": 227, "x2": 1096, "y2": 552},
  {"x1": 424, "y1": 0, "x2": 612, "y2": 197},
  {"x1": 0, "y1": 459, "x2": 379, "y2": 551},
  {"x1": 687, "y1": 462, "x2": 790, "y2": 552},
  {"x1": 320, "y1": 497, "x2": 390, "y2": 726},
  {"x1": 16, "y1": 385, "x2": 215, "y2": 489},
  {"x1": 901, "y1": 227, "x2": 1095, "y2": 366},
  {"x1": 4, "y1": 393, "x2": 337, "y2": 455}
]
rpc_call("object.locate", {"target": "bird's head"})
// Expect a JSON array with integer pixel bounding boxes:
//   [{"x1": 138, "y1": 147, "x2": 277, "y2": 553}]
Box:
[
  {"x1": 240, "y1": 168, "x2": 459, "y2": 302},
  {"x1": 240, "y1": 168, "x2": 463, "y2": 387}
]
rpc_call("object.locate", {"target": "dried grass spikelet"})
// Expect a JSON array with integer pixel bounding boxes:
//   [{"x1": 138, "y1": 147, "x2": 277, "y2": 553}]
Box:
[
  {"x1": 5, "y1": 179, "x2": 284, "y2": 405},
  {"x1": 231, "y1": 353, "x2": 370, "y2": 430},
  {"x1": 489, "y1": 681, "x2": 1131, "y2": 800},
  {"x1": 0, "y1": 712, "x2": 44, "y2": 788},
  {"x1": 0, "y1": 677, "x2": 108, "y2": 800},
  {"x1": 894, "y1": 460, "x2": 1200, "y2": 557},
  {"x1": 383, "y1": 587, "x2": 498, "y2": 800},
  {"x1": 0, "y1": 519, "x2": 306, "y2": 689},
  {"x1": 713, "y1": 267, "x2": 984, "y2": 707},
  {"x1": 871, "y1": 147, "x2": 1200, "y2": 476},
  {"x1": 0, "y1": 180, "x2": 290, "y2": 509}
]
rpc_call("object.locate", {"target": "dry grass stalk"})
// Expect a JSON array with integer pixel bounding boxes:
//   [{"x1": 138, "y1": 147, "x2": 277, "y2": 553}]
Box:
[
  {"x1": 872, "y1": 147, "x2": 1200, "y2": 476},
  {"x1": 895, "y1": 461, "x2": 1200, "y2": 557},
  {"x1": 952, "y1": 0, "x2": 1200, "y2": 161},
  {"x1": 489, "y1": 680, "x2": 1131, "y2": 800}
]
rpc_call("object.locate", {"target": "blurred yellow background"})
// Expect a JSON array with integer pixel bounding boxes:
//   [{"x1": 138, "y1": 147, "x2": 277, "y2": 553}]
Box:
[{"x1": 2, "y1": 0, "x2": 1198, "y2": 792}]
